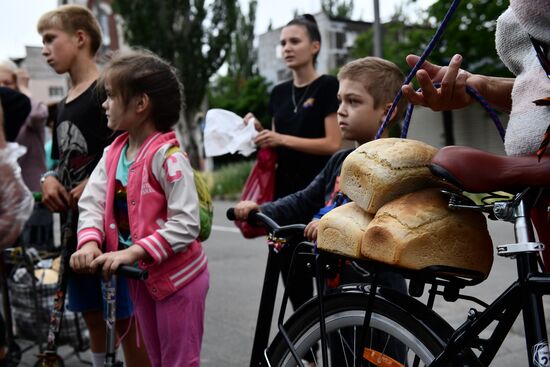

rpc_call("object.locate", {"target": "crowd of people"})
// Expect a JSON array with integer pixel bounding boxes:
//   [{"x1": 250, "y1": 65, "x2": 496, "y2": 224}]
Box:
[{"x1": 0, "y1": 0, "x2": 548, "y2": 366}]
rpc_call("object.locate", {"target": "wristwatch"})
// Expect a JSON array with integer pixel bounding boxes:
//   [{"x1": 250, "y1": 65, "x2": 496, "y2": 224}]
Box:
[{"x1": 40, "y1": 170, "x2": 59, "y2": 184}]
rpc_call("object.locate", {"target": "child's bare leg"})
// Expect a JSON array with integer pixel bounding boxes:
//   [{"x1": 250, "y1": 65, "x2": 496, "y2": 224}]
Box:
[
  {"x1": 116, "y1": 317, "x2": 150, "y2": 367},
  {"x1": 82, "y1": 310, "x2": 106, "y2": 352},
  {"x1": 82, "y1": 310, "x2": 107, "y2": 366}
]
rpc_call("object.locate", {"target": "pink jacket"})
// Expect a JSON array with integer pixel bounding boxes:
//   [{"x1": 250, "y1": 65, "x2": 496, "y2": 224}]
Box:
[{"x1": 77, "y1": 131, "x2": 207, "y2": 300}]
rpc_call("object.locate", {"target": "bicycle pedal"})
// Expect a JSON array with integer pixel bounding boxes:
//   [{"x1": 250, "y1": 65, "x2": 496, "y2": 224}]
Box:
[{"x1": 497, "y1": 242, "x2": 545, "y2": 257}]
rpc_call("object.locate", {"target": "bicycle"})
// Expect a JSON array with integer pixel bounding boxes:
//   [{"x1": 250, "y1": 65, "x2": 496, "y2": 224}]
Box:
[{"x1": 230, "y1": 145, "x2": 550, "y2": 367}]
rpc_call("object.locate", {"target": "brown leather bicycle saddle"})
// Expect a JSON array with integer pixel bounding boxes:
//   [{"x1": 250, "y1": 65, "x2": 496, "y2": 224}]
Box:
[{"x1": 430, "y1": 146, "x2": 550, "y2": 193}]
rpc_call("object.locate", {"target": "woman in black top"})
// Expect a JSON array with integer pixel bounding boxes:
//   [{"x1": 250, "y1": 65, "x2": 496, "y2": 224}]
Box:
[
  {"x1": 244, "y1": 14, "x2": 341, "y2": 198},
  {"x1": 244, "y1": 15, "x2": 341, "y2": 365}
]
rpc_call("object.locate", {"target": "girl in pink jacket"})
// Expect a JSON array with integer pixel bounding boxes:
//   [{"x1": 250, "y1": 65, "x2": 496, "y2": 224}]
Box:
[{"x1": 69, "y1": 49, "x2": 209, "y2": 367}]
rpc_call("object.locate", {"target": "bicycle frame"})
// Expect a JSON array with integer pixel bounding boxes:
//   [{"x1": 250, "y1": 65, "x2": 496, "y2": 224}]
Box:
[{"x1": 430, "y1": 191, "x2": 549, "y2": 367}]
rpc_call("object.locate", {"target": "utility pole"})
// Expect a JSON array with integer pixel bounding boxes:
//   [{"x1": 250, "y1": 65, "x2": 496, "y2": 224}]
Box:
[{"x1": 373, "y1": 0, "x2": 383, "y2": 57}]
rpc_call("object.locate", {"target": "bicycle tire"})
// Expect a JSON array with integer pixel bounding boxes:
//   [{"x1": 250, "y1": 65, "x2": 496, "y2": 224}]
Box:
[
  {"x1": 267, "y1": 285, "x2": 480, "y2": 367},
  {"x1": 5, "y1": 342, "x2": 21, "y2": 367}
]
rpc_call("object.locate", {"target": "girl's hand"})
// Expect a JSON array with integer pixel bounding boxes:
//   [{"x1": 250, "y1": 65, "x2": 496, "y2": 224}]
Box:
[
  {"x1": 254, "y1": 130, "x2": 284, "y2": 148},
  {"x1": 41, "y1": 176, "x2": 71, "y2": 212},
  {"x1": 91, "y1": 245, "x2": 147, "y2": 278},
  {"x1": 234, "y1": 200, "x2": 260, "y2": 221},
  {"x1": 70, "y1": 242, "x2": 102, "y2": 274},
  {"x1": 243, "y1": 112, "x2": 263, "y2": 132},
  {"x1": 304, "y1": 219, "x2": 320, "y2": 241}
]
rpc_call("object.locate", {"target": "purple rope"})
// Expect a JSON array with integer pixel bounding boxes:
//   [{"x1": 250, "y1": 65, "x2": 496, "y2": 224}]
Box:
[
  {"x1": 400, "y1": 84, "x2": 506, "y2": 141},
  {"x1": 375, "y1": 0, "x2": 462, "y2": 140}
]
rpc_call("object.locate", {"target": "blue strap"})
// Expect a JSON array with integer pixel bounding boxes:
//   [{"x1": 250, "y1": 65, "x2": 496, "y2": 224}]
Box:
[
  {"x1": 400, "y1": 84, "x2": 506, "y2": 141},
  {"x1": 375, "y1": 0, "x2": 462, "y2": 140}
]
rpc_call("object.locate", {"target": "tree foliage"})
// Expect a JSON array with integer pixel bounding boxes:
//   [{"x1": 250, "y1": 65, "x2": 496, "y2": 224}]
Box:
[
  {"x1": 321, "y1": 0, "x2": 354, "y2": 19},
  {"x1": 425, "y1": 0, "x2": 510, "y2": 77},
  {"x1": 351, "y1": 7, "x2": 432, "y2": 72},
  {"x1": 208, "y1": 0, "x2": 271, "y2": 130},
  {"x1": 208, "y1": 75, "x2": 271, "y2": 129},
  {"x1": 227, "y1": 0, "x2": 257, "y2": 78},
  {"x1": 113, "y1": 0, "x2": 238, "y2": 168},
  {"x1": 351, "y1": 0, "x2": 510, "y2": 77}
]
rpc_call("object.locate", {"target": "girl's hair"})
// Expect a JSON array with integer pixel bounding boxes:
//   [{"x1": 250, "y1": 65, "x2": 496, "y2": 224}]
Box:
[
  {"x1": 285, "y1": 14, "x2": 322, "y2": 66},
  {"x1": 99, "y1": 49, "x2": 184, "y2": 132},
  {"x1": 37, "y1": 5, "x2": 102, "y2": 56},
  {"x1": 338, "y1": 57, "x2": 407, "y2": 122}
]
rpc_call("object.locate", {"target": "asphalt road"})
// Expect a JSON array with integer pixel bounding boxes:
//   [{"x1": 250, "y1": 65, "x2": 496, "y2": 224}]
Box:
[{"x1": 14, "y1": 199, "x2": 548, "y2": 366}]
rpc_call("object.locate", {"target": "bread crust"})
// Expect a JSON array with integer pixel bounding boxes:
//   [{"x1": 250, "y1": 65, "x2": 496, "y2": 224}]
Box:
[
  {"x1": 361, "y1": 188, "x2": 494, "y2": 277},
  {"x1": 340, "y1": 138, "x2": 442, "y2": 213},
  {"x1": 317, "y1": 202, "x2": 373, "y2": 259}
]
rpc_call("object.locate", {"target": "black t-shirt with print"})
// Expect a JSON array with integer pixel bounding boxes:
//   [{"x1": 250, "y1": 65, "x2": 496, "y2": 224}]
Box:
[
  {"x1": 269, "y1": 74, "x2": 339, "y2": 198},
  {"x1": 52, "y1": 82, "x2": 115, "y2": 189}
]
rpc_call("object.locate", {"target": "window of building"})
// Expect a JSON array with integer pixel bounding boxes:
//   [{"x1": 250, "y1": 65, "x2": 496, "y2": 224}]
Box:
[
  {"x1": 49, "y1": 86, "x2": 64, "y2": 97},
  {"x1": 335, "y1": 32, "x2": 346, "y2": 50}
]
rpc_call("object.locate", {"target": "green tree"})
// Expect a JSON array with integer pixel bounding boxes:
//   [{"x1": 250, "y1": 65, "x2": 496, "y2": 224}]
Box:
[
  {"x1": 351, "y1": 0, "x2": 510, "y2": 145},
  {"x1": 113, "y1": 0, "x2": 238, "y2": 168},
  {"x1": 208, "y1": 75, "x2": 271, "y2": 129},
  {"x1": 227, "y1": 0, "x2": 257, "y2": 78},
  {"x1": 321, "y1": 0, "x2": 354, "y2": 18},
  {"x1": 425, "y1": 0, "x2": 510, "y2": 77},
  {"x1": 208, "y1": 0, "x2": 271, "y2": 130},
  {"x1": 351, "y1": 8, "x2": 432, "y2": 72},
  {"x1": 352, "y1": 0, "x2": 510, "y2": 77}
]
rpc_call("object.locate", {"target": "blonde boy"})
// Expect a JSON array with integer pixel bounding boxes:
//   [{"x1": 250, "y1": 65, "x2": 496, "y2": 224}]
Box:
[
  {"x1": 235, "y1": 57, "x2": 408, "y2": 365},
  {"x1": 234, "y1": 56, "x2": 407, "y2": 239},
  {"x1": 37, "y1": 5, "x2": 149, "y2": 367}
]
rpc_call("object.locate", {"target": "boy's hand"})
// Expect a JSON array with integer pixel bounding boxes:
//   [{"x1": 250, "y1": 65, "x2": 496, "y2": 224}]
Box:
[
  {"x1": 70, "y1": 241, "x2": 102, "y2": 273},
  {"x1": 41, "y1": 176, "x2": 71, "y2": 212},
  {"x1": 304, "y1": 219, "x2": 320, "y2": 241},
  {"x1": 91, "y1": 245, "x2": 146, "y2": 278},
  {"x1": 234, "y1": 200, "x2": 260, "y2": 221},
  {"x1": 243, "y1": 112, "x2": 263, "y2": 132},
  {"x1": 69, "y1": 178, "x2": 88, "y2": 209},
  {"x1": 402, "y1": 54, "x2": 485, "y2": 111}
]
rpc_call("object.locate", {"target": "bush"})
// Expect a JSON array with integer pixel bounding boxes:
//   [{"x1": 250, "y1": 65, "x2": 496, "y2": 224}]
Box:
[{"x1": 206, "y1": 160, "x2": 253, "y2": 200}]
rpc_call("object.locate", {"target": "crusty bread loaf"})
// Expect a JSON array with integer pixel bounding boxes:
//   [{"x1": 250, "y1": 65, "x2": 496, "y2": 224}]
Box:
[
  {"x1": 340, "y1": 138, "x2": 442, "y2": 213},
  {"x1": 317, "y1": 202, "x2": 373, "y2": 259},
  {"x1": 362, "y1": 188, "x2": 493, "y2": 278}
]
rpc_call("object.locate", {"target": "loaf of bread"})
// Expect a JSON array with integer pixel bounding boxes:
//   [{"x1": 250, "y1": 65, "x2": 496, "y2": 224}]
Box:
[
  {"x1": 340, "y1": 138, "x2": 442, "y2": 213},
  {"x1": 317, "y1": 202, "x2": 373, "y2": 259},
  {"x1": 362, "y1": 188, "x2": 493, "y2": 277}
]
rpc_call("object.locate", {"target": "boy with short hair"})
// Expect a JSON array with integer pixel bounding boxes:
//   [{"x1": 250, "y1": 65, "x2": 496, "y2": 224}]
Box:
[
  {"x1": 234, "y1": 57, "x2": 408, "y2": 365},
  {"x1": 235, "y1": 57, "x2": 407, "y2": 237},
  {"x1": 37, "y1": 5, "x2": 149, "y2": 367}
]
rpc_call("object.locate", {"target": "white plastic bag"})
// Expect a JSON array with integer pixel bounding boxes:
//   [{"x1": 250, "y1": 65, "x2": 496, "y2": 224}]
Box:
[
  {"x1": 0, "y1": 142, "x2": 34, "y2": 248},
  {"x1": 204, "y1": 109, "x2": 258, "y2": 157}
]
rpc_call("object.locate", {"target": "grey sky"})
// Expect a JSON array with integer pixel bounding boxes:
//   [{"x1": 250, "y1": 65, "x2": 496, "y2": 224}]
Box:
[{"x1": 0, "y1": 0, "x2": 435, "y2": 61}]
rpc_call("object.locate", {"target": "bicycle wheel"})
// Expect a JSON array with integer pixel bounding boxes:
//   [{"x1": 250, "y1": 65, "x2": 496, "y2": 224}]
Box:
[{"x1": 268, "y1": 285, "x2": 477, "y2": 367}]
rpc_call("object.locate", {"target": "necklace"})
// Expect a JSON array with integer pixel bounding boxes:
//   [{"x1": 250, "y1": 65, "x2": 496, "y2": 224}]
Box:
[{"x1": 291, "y1": 82, "x2": 313, "y2": 113}]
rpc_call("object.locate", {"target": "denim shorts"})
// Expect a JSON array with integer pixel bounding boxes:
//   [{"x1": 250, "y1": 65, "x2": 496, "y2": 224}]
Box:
[{"x1": 67, "y1": 272, "x2": 133, "y2": 319}]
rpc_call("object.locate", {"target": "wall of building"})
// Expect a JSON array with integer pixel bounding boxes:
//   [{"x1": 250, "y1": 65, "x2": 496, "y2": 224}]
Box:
[
  {"x1": 407, "y1": 104, "x2": 508, "y2": 154},
  {"x1": 19, "y1": 46, "x2": 68, "y2": 105}
]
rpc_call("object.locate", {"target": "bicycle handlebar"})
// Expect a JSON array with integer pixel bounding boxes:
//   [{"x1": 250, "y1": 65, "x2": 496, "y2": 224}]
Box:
[
  {"x1": 226, "y1": 208, "x2": 306, "y2": 238},
  {"x1": 111, "y1": 265, "x2": 148, "y2": 280}
]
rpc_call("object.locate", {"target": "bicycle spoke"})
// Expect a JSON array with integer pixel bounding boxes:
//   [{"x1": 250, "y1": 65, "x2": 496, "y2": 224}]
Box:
[{"x1": 337, "y1": 329, "x2": 351, "y2": 366}]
